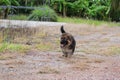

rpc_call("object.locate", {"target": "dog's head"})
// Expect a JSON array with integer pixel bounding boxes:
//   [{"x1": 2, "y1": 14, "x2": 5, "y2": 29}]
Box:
[
  {"x1": 60, "y1": 26, "x2": 72, "y2": 48},
  {"x1": 60, "y1": 34, "x2": 69, "y2": 47}
]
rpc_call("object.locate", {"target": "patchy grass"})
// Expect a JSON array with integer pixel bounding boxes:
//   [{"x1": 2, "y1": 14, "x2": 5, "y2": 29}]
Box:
[
  {"x1": 72, "y1": 62, "x2": 89, "y2": 71},
  {"x1": 0, "y1": 42, "x2": 30, "y2": 53},
  {"x1": 0, "y1": 52, "x2": 18, "y2": 60},
  {"x1": 38, "y1": 66, "x2": 60, "y2": 74},
  {"x1": 86, "y1": 58, "x2": 104, "y2": 63},
  {"x1": 35, "y1": 31, "x2": 48, "y2": 38},
  {"x1": 99, "y1": 38, "x2": 109, "y2": 42},
  {"x1": 0, "y1": 33, "x2": 3, "y2": 43},
  {"x1": 5, "y1": 60, "x2": 25, "y2": 65},
  {"x1": 81, "y1": 46, "x2": 120, "y2": 55},
  {"x1": 106, "y1": 46, "x2": 120, "y2": 55},
  {"x1": 93, "y1": 59, "x2": 104, "y2": 63},
  {"x1": 58, "y1": 17, "x2": 120, "y2": 27},
  {"x1": 35, "y1": 42, "x2": 54, "y2": 51},
  {"x1": 0, "y1": 56, "x2": 7, "y2": 60}
]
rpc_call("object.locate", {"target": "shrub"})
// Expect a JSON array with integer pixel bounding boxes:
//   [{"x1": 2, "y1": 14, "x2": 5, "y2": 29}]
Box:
[{"x1": 28, "y1": 6, "x2": 58, "y2": 21}]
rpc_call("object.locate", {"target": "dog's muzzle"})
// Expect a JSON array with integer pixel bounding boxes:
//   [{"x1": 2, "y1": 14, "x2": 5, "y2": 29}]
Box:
[{"x1": 60, "y1": 39, "x2": 68, "y2": 48}]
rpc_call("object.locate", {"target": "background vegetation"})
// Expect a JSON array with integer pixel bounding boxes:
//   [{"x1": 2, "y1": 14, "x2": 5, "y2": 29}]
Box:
[{"x1": 0, "y1": 0, "x2": 120, "y2": 22}]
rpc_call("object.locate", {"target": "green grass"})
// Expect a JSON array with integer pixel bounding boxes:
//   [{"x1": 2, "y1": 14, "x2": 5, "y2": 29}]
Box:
[
  {"x1": 8, "y1": 14, "x2": 27, "y2": 20},
  {"x1": 0, "y1": 42, "x2": 30, "y2": 53},
  {"x1": 58, "y1": 17, "x2": 120, "y2": 27}
]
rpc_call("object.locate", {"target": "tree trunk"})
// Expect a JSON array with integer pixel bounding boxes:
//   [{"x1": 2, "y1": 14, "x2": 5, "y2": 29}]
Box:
[
  {"x1": 4, "y1": 8, "x2": 9, "y2": 19},
  {"x1": 63, "y1": 3, "x2": 66, "y2": 17},
  {"x1": 110, "y1": 0, "x2": 120, "y2": 22}
]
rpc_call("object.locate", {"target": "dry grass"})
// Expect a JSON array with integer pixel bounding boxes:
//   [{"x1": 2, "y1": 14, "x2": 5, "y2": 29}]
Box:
[
  {"x1": 86, "y1": 58, "x2": 104, "y2": 63},
  {"x1": 81, "y1": 46, "x2": 120, "y2": 55},
  {"x1": 0, "y1": 33, "x2": 3, "y2": 43},
  {"x1": 103, "y1": 46, "x2": 120, "y2": 55},
  {"x1": 71, "y1": 62, "x2": 89, "y2": 71},
  {"x1": 5, "y1": 60, "x2": 25, "y2": 65},
  {"x1": 0, "y1": 52, "x2": 18, "y2": 60},
  {"x1": 93, "y1": 59, "x2": 104, "y2": 63},
  {"x1": 60, "y1": 55, "x2": 90, "y2": 71},
  {"x1": 38, "y1": 66, "x2": 60, "y2": 74},
  {"x1": 0, "y1": 56, "x2": 8, "y2": 60},
  {"x1": 35, "y1": 42, "x2": 54, "y2": 51},
  {"x1": 0, "y1": 21, "x2": 120, "y2": 56},
  {"x1": 99, "y1": 38, "x2": 109, "y2": 42},
  {"x1": 35, "y1": 30, "x2": 48, "y2": 38}
]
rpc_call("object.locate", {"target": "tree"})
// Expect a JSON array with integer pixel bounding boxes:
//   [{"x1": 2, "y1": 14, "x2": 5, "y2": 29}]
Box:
[
  {"x1": 51, "y1": 0, "x2": 111, "y2": 20},
  {"x1": 51, "y1": 0, "x2": 68, "y2": 17},
  {"x1": 110, "y1": 0, "x2": 120, "y2": 22}
]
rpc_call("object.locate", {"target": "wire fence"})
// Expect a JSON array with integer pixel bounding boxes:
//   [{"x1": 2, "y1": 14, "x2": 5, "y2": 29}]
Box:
[{"x1": 0, "y1": 5, "x2": 51, "y2": 21}]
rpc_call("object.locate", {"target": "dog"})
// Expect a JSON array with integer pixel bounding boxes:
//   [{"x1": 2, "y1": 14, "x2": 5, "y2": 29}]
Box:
[{"x1": 60, "y1": 26, "x2": 76, "y2": 57}]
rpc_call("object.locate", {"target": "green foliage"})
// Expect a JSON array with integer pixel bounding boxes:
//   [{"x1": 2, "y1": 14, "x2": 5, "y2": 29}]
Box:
[
  {"x1": 0, "y1": 0, "x2": 118, "y2": 21},
  {"x1": 28, "y1": 6, "x2": 58, "y2": 21},
  {"x1": 0, "y1": 0, "x2": 20, "y2": 6},
  {"x1": 51, "y1": 0, "x2": 111, "y2": 21},
  {"x1": 0, "y1": 0, "x2": 20, "y2": 19}
]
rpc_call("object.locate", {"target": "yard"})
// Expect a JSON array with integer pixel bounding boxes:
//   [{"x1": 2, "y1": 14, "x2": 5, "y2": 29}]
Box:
[{"x1": 0, "y1": 20, "x2": 120, "y2": 80}]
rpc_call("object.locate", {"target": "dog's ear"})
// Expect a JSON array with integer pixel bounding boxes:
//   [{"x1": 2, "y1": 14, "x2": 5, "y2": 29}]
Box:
[{"x1": 61, "y1": 25, "x2": 66, "y2": 33}]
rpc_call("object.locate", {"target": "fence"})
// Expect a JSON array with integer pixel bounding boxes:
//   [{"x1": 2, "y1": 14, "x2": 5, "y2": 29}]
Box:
[{"x1": 0, "y1": 5, "x2": 51, "y2": 21}]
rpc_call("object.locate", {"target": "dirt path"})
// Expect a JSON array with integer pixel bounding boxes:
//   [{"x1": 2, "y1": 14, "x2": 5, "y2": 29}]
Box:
[
  {"x1": 0, "y1": 23, "x2": 120, "y2": 80},
  {"x1": 0, "y1": 51, "x2": 120, "y2": 80}
]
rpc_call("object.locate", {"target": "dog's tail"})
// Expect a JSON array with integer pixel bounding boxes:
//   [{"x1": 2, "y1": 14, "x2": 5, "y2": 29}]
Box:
[{"x1": 61, "y1": 25, "x2": 66, "y2": 33}]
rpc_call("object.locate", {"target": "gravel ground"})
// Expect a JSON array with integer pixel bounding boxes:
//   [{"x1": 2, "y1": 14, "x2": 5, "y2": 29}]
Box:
[{"x1": 0, "y1": 51, "x2": 120, "y2": 80}]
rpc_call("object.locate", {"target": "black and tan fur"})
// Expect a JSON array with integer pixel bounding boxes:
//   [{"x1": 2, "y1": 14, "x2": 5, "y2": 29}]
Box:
[{"x1": 60, "y1": 26, "x2": 76, "y2": 57}]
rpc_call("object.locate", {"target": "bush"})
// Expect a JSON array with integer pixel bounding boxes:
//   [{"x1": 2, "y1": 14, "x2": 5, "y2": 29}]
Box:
[{"x1": 28, "y1": 6, "x2": 58, "y2": 22}]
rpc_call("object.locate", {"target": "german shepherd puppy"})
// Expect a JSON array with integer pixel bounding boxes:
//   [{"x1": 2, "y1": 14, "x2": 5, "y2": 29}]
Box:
[{"x1": 60, "y1": 26, "x2": 76, "y2": 57}]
